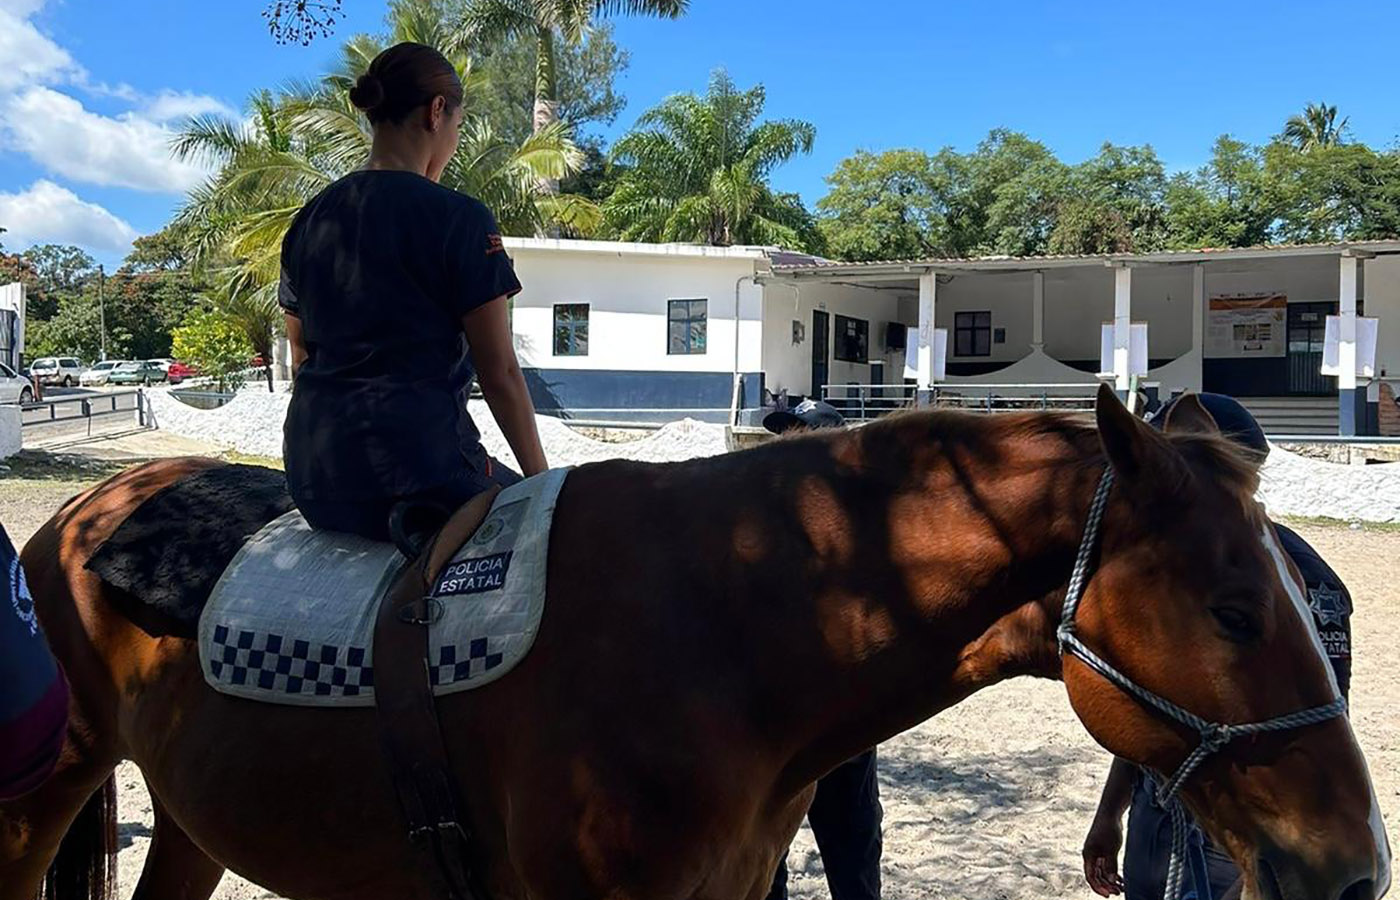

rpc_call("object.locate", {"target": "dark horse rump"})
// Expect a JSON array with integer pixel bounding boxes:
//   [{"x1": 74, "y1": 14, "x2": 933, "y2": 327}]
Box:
[{"x1": 84, "y1": 463, "x2": 293, "y2": 634}]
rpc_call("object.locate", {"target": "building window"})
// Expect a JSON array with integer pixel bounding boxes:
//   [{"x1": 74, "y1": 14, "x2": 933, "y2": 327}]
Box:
[
  {"x1": 553, "y1": 304, "x2": 589, "y2": 356},
  {"x1": 668, "y1": 299, "x2": 707, "y2": 355},
  {"x1": 833, "y1": 315, "x2": 869, "y2": 362},
  {"x1": 954, "y1": 311, "x2": 992, "y2": 357}
]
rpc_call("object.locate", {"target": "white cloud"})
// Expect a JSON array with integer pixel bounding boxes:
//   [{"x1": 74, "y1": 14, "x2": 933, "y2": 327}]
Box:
[
  {"x1": 142, "y1": 90, "x2": 237, "y2": 123},
  {"x1": 0, "y1": 5, "x2": 81, "y2": 92},
  {"x1": 0, "y1": 180, "x2": 138, "y2": 253},
  {"x1": 0, "y1": 1, "x2": 230, "y2": 196},
  {"x1": 2, "y1": 87, "x2": 215, "y2": 193}
]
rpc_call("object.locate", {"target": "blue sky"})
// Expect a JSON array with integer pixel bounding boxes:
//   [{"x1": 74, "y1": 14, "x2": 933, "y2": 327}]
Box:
[{"x1": 2, "y1": 0, "x2": 1397, "y2": 268}]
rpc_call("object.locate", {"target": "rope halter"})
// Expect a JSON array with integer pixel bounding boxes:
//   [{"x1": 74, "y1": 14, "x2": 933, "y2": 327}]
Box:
[{"x1": 1056, "y1": 468, "x2": 1348, "y2": 900}]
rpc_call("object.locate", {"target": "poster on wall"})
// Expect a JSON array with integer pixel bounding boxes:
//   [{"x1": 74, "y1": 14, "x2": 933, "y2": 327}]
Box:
[{"x1": 1206, "y1": 294, "x2": 1286, "y2": 358}]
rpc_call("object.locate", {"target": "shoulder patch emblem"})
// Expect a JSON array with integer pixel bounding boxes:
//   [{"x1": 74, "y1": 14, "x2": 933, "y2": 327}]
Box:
[
  {"x1": 486, "y1": 234, "x2": 504, "y2": 255},
  {"x1": 1308, "y1": 583, "x2": 1350, "y2": 627}
]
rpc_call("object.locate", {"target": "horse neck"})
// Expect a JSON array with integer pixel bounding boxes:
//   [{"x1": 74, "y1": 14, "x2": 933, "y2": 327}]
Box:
[{"x1": 757, "y1": 415, "x2": 1104, "y2": 790}]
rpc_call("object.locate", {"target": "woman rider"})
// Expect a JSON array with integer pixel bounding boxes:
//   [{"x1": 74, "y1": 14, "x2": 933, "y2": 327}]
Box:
[{"x1": 280, "y1": 42, "x2": 548, "y2": 541}]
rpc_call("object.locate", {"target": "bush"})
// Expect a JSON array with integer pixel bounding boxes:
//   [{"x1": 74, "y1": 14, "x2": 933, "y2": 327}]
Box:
[{"x1": 172, "y1": 309, "x2": 254, "y2": 391}]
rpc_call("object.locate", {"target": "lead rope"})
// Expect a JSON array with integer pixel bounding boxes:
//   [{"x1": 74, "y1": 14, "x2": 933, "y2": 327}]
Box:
[{"x1": 1056, "y1": 468, "x2": 1347, "y2": 900}]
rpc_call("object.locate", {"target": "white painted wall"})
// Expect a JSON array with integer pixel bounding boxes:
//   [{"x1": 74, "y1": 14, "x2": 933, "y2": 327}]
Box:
[
  {"x1": 938, "y1": 271, "x2": 1035, "y2": 363},
  {"x1": 507, "y1": 245, "x2": 763, "y2": 374},
  {"x1": 1363, "y1": 256, "x2": 1400, "y2": 379},
  {"x1": 0, "y1": 405, "x2": 20, "y2": 459},
  {"x1": 760, "y1": 280, "x2": 905, "y2": 396}
]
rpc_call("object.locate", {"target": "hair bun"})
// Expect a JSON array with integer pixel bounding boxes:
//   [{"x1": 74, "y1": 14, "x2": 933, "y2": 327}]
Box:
[{"x1": 349, "y1": 73, "x2": 385, "y2": 111}]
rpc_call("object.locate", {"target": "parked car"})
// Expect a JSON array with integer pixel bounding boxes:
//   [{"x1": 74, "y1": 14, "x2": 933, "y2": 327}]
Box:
[
  {"x1": 0, "y1": 362, "x2": 34, "y2": 404},
  {"x1": 148, "y1": 358, "x2": 176, "y2": 373},
  {"x1": 28, "y1": 356, "x2": 86, "y2": 387},
  {"x1": 80, "y1": 359, "x2": 127, "y2": 387},
  {"x1": 167, "y1": 361, "x2": 199, "y2": 384},
  {"x1": 107, "y1": 360, "x2": 168, "y2": 386}
]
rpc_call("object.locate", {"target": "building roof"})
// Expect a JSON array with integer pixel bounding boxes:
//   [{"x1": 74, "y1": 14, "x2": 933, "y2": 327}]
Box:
[
  {"x1": 504, "y1": 236, "x2": 772, "y2": 261},
  {"x1": 768, "y1": 240, "x2": 1400, "y2": 278}
]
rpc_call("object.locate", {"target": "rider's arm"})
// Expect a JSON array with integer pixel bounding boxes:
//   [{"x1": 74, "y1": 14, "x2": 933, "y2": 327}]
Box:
[
  {"x1": 462, "y1": 297, "x2": 547, "y2": 477},
  {"x1": 285, "y1": 314, "x2": 308, "y2": 378},
  {"x1": 1083, "y1": 757, "x2": 1135, "y2": 896}
]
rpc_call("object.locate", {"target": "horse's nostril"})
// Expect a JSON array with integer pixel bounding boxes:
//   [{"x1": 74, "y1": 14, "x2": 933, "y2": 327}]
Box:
[{"x1": 1338, "y1": 878, "x2": 1376, "y2": 900}]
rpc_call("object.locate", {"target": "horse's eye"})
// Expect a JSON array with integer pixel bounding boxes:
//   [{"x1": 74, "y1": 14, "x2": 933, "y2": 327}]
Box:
[{"x1": 1211, "y1": 606, "x2": 1260, "y2": 642}]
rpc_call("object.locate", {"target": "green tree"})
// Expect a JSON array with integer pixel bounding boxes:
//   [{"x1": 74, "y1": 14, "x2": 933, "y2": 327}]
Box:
[
  {"x1": 1047, "y1": 143, "x2": 1169, "y2": 254},
  {"x1": 1164, "y1": 136, "x2": 1276, "y2": 249},
  {"x1": 172, "y1": 309, "x2": 255, "y2": 391},
  {"x1": 816, "y1": 149, "x2": 950, "y2": 261},
  {"x1": 1283, "y1": 102, "x2": 1349, "y2": 152},
  {"x1": 455, "y1": 0, "x2": 686, "y2": 158},
  {"x1": 604, "y1": 70, "x2": 823, "y2": 251},
  {"x1": 14, "y1": 244, "x2": 96, "y2": 320},
  {"x1": 468, "y1": 24, "x2": 628, "y2": 152},
  {"x1": 176, "y1": 0, "x2": 594, "y2": 380}
]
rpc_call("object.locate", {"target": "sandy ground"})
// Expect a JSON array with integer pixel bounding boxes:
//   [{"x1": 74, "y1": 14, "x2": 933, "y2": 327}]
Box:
[{"x1": 1, "y1": 440, "x2": 1397, "y2": 900}]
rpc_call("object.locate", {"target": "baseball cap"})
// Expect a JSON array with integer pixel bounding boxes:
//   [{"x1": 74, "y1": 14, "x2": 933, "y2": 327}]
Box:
[{"x1": 1150, "y1": 392, "x2": 1268, "y2": 457}]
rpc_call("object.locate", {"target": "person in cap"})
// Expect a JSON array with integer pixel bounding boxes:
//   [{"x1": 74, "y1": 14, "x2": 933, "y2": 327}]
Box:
[
  {"x1": 1081, "y1": 393, "x2": 1353, "y2": 900},
  {"x1": 0, "y1": 521, "x2": 68, "y2": 800},
  {"x1": 762, "y1": 400, "x2": 884, "y2": 900}
]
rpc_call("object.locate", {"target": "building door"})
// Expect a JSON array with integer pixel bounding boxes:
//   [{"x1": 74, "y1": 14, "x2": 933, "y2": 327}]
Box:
[
  {"x1": 810, "y1": 310, "x2": 829, "y2": 401},
  {"x1": 1287, "y1": 301, "x2": 1335, "y2": 396}
]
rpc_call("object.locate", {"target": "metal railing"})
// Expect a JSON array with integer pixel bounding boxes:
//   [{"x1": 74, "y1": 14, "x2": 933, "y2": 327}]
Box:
[
  {"x1": 19, "y1": 389, "x2": 146, "y2": 434},
  {"x1": 819, "y1": 383, "x2": 919, "y2": 421},
  {"x1": 820, "y1": 382, "x2": 1102, "y2": 421}
]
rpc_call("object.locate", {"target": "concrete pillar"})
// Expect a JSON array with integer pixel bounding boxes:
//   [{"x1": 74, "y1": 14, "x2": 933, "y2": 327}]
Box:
[
  {"x1": 1113, "y1": 266, "x2": 1132, "y2": 392},
  {"x1": 1192, "y1": 264, "x2": 1205, "y2": 394},
  {"x1": 917, "y1": 271, "x2": 937, "y2": 402},
  {"x1": 1338, "y1": 256, "x2": 1359, "y2": 436},
  {"x1": 1032, "y1": 271, "x2": 1045, "y2": 349}
]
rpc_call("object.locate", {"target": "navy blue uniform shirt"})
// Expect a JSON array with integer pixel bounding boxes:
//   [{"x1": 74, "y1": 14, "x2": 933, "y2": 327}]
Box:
[{"x1": 279, "y1": 171, "x2": 521, "y2": 505}]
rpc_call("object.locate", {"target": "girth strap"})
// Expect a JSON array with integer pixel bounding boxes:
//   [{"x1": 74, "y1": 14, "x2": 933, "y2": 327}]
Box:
[{"x1": 374, "y1": 484, "x2": 502, "y2": 900}]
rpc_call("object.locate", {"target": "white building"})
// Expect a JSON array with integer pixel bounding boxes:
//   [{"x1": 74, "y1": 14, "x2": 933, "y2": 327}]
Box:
[{"x1": 505, "y1": 238, "x2": 1400, "y2": 435}]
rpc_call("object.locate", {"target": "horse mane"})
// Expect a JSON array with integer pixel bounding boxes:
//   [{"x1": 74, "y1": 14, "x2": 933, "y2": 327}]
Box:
[{"x1": 769, "y1": 407, "x2": 1261, "y2": 504}]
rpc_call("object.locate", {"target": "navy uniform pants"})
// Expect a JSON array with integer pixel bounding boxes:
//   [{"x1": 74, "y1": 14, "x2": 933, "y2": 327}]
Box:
[
  {"x1": 1124, "y1": 775, "x2": 1239, "y2": 900},
  {"x1": 767, "y1": 748, "x2": 882, "y2": 900}
]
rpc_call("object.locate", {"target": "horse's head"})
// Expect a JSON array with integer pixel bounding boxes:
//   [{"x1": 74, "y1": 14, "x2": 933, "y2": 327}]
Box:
[{"x1": 1065, "y1": 385, "x2": 1389, "y2": 900}]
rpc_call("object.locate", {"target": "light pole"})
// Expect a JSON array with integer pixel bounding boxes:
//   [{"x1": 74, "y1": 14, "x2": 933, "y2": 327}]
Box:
[{"x1": 98, "y1": 264, "x2": 106, "y2": 362}]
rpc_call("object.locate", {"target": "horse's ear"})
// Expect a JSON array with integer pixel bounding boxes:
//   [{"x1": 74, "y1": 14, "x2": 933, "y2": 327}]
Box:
[
  {"x1": 1161, "y1": 394, "x2": 1220, "y2": 436},
  {"x1": 1094, "y1": 383, "x2": 1174, "y2": 482}
]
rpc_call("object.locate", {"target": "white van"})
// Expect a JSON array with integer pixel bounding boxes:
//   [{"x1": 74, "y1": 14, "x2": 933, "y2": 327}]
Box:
[{"x1": 29, "y1": 357, "x2": 86, "y2": 387}]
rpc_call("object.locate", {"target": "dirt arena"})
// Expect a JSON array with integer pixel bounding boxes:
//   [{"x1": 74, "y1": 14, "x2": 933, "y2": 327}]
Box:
[{"x1": 2, "y1": 456, "x2": 1396, "y2": 900}]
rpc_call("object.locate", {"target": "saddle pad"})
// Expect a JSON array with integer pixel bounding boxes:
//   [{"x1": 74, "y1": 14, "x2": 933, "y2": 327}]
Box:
[
  {"x1": 198, "y1": 466, "x2": 570, "y2": 707},
  {"x1": 86, "y1": 464, "x2": 293, "y2": 632}
]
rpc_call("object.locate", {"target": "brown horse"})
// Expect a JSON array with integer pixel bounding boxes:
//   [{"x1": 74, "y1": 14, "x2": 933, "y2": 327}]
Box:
[{"x1": 0, "y1": 387, "x2": 1388, "y2": 900}]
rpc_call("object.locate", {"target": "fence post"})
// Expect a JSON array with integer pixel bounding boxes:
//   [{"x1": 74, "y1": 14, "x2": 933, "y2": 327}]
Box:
[
  {"x1": 81, "y1": 399, "x2": 92, "y2": 437},
  {"x1": 137, "y1": 389, "x2": 146, "y2": 428}
]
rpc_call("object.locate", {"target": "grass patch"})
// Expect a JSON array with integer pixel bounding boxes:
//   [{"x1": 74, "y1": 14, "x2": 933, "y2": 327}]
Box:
[
  {"x1": 217, "y1": 450, "x2": 284, "y2": 471},
  {"x1": 0, "y1": 451, "x2": 127, "y2": 483},
  {"x1": 1276, "y1": 514, "x2": 1400, "y2": 534}
]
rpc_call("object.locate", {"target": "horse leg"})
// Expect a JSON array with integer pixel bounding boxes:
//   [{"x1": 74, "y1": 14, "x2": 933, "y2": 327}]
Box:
[
  {"x1": 130, "y1": 788, "x2": 225, "y2": 900},
  {"x1": 0, "y1": 757, "x2": 118, "y2": 900}
]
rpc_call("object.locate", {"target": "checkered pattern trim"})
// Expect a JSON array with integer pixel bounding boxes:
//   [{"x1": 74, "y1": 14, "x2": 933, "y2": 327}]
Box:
[
  {"x1": 208, "y1": 625, "x2": 504, "y2": 697},
  {"x1": 430, "y1": 638, "x2": 505, "y2": 688},
  {"x1": 209, "y1": 624, "x2": 372, "y2": 698}
]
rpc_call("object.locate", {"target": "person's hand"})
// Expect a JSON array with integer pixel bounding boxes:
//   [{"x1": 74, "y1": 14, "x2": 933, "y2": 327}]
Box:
[{"x1": 1082, "y1": 814, "x2": 1125, "y2": 896}]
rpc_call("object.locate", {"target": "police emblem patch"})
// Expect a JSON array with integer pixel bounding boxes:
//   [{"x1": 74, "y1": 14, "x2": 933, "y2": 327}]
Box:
[
  {"x1": 1308, "y1": 583, "x2": 1350, "y2": 627},
  {"x1": 9, "y1": 555, "x2": 39, "y2": 637}
]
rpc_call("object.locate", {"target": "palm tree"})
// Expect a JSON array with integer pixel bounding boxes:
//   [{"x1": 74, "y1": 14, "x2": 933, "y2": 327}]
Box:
[
  {"x1": 456, "y1": 0, "x2": 688, "y2": 192},
  {"x1": 1283, "y1": 102, "x2": 1349, "y2": 152},
  {"x1": 603, "y1": 70, "x2": 821, "y2": 251},
  {"x1": 172, "y1": 0, "x2": 595, "y2": 383}
]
